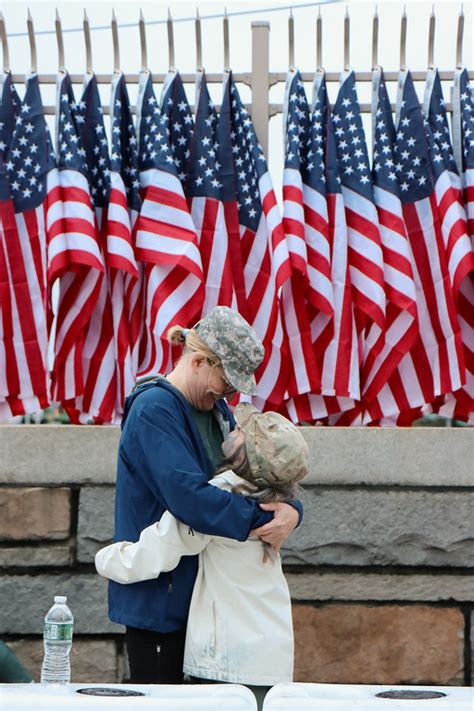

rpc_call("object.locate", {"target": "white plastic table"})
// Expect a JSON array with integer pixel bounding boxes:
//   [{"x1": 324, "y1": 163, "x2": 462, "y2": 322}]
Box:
[
  {"x1": 263, "y1": 683, "x2": 474, "y2": 711},
  {"x1": 0, "y1": 682, "x2": 257, "y2": 710}
]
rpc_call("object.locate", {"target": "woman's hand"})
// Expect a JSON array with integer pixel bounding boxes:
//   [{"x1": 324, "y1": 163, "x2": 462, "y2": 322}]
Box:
[{"x1": 250, "y1": 502, "x2": 299, "y2": 552}]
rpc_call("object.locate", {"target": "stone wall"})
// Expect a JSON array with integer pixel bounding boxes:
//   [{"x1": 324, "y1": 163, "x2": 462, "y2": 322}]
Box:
[{"x1": 0, "y1": 425, "x2": 473, "y2": 686}]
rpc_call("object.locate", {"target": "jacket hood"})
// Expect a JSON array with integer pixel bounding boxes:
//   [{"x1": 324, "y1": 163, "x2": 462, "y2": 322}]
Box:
[{"x1": 121, "y1": 377, "x2": 166, "y2": 429}]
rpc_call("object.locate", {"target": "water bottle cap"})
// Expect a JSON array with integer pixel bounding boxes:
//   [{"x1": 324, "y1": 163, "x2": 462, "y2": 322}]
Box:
[{"x1": 54, "y1": 595, "x2": 67, "y2": 604}]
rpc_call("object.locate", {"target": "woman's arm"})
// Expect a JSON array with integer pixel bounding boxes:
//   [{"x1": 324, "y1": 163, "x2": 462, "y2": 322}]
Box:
[
  {"x1": 131, "y1": 406, "x2": 273, "y2": 539},
  {"x1": 128, "y1": 398, "x2": 301, "y2": 550},
  {"x1": 95, "y1": 512, "x2": 210, "y2": 584}
]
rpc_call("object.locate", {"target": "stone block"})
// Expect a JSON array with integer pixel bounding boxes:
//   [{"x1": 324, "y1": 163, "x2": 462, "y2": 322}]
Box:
[
  {"x1": 119, "y1": 640, "x2": 130, "y2": 682},
  {"x1": 0, "y1": 488, "x2": 71, "y2": 541},
  {"x1": 286, "y1": 572, "x2": 474, "y2": 602},
  {"x1": 0, "y1": 575, "x2": 122, "y2": 634},
  {"x1": 7, "y1": 639, "x2": 43, "y2": 681},
  {"x1": 0, "y1": 545, "x2": 71, "y2": 567},
  {"x1": 9, "y1": 639, "x2": 119, "y2": 683},
  {"x1": 282, "y1": 489, "x2": 474, "y2": 567},
  {"x1": 293, "y1": 604, "x2": 464, "y2": 685},
  {"x1": 70, "y1": 640, "x2": 119, "y2": 683},
  {"x1": 77, "y1": 487, "x2": 115, "y2": 563}
]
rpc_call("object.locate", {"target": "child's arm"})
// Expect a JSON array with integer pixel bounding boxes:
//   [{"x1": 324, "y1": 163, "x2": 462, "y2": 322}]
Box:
[{"x1": 95, "y1": 511, "x2": 211, "y2": 584}]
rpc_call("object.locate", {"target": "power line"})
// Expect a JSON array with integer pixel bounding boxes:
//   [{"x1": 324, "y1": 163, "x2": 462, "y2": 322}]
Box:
[{"x1": 6, "y1": 1, "x2": 343, "y2": 38}]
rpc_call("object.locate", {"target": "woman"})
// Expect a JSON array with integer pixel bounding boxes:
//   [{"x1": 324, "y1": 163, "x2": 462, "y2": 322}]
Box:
[
  {"x1": 109, "y1": 306, "x2": 303, "y2": 684},
  {"x1": 97, "y1": 404, "x2": 309, "y2": 710}
]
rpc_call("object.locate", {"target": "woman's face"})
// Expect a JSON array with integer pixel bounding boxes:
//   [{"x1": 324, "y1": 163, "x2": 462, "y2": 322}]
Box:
[
  {"x1": 186, "y1": 355, "x2": 237, "y2": 411},
  {"x1": 221, "y1": 425, "x2": 246, "y2": 460}
]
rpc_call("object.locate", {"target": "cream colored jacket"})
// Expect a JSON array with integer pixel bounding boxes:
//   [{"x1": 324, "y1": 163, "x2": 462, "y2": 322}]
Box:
[{"x1": 95, "y1": 470, "x2": 294, "y2": 686}]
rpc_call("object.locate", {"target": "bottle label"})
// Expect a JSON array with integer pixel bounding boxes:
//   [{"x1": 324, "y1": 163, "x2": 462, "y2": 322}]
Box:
[{"x1": 44, "y1": 623, "x2": 73, "y2": 641}]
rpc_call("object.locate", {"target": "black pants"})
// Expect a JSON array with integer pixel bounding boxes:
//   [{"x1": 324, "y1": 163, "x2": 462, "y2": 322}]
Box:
[{"x1": 125, "y1": 626, "x2": 186, "y2": 684}]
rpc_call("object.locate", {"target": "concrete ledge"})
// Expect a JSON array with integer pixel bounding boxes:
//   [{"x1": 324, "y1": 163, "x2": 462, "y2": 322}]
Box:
[
  {"x1": 301, "y1": 427, "x2": 474, "y2": 486},
  {"x1": 0, "y1": 426, "x2": 120, "y2": 485},
  {"x1": 0, "y1": 425, "x2": 472, "y2": 486}
]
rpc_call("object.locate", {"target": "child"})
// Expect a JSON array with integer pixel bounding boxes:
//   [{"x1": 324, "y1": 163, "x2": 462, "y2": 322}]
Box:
[{"x1": 95, "y1": 404, "x2": 309, "y2": 708}]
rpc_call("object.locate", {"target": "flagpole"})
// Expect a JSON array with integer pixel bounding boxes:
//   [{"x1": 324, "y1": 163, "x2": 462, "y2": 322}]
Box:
[{"x1": 251, "y1": 21, "x2": 270, "y2": 157}]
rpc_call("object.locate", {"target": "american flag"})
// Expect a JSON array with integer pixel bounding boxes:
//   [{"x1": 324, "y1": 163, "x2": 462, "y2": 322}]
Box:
[
  {"x1": 0, "y1": 74, "x2": 54, "y2": 420},
  {"x1": 0, "y1": 72, "x2": 20, "y2": 419},
  {"x1": 283, "y1": 71, "x2": 359, "y2": 423},
  {"x1": 282, "y1": 70, "x2": 311, "y2": 276},
  {"x1": 333, "y1": 70, "x2": 385, "y2": 336},
  {"x1": 322, "y1": 70, "x2": 385, "y2": 424},
  {"x1": 362, "y1": 69, "x2": 418, "y2": 423},
  {"x1": 454, "y1": 69, "x2": 474, "y2": 238},
  {"x1": 160, "y1": 70, "x2": 194, "y2": 188},
  {"x1": 0, "y1": 72, "x2": 21, "y2": 158},
  {"x1": 216, "y1": 71, "x2": 250, "y2": 320},
  {"x1": 447, "y1": 68, "x2": 474, "y2": 423},
  {"x1": 371, "y1": 70, "x2": 465, "y2": 424},
  {"x1": 49, "y1": 72, "x2": 105, "y2": 412},
  {"x1": 186, "y1": 71, "x2": 234, "y2": 315},
  {"x1": 281, "y1": 69, "x2": 333, "y2": 400},
  {"x1": 134, "y1": 71, "x2": 203, "y2": 376},
  {"x1": 424, "y1": 69, "x2": 473, "y2": 300},
  {"x1": 60, "y1": 73, "x2": 118, "y2": 424},
  {"x1": 109, "y1": 72, "x2": 142, "y2": 415},
  {"x1": 223, "y1": 72, "x2": 291, "y2": 409}
]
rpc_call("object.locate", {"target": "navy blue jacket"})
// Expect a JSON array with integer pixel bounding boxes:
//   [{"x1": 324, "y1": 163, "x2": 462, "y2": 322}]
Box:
[{"x1": 108, "y1": 378, "x2": 303, "y2": 632}]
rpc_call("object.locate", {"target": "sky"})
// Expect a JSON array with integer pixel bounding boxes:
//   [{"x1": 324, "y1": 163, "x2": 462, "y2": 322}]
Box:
[{"x1": 1, "y1": 0, "x2": 473, "y2": 192}]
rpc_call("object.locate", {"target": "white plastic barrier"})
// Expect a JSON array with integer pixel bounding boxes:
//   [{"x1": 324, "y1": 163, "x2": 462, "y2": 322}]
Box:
[
  {"x1": 262, "y1": 683, "x2": 474, "y2": 711},
  {"x1": 0, "y1": 682, "x2": 257, "y2": 711}
]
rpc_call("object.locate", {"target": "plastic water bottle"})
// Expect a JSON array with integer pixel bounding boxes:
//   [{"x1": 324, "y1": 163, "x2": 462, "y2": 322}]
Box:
[{"x1": 40, "y1": 595, "x2": 74, "y2": 686}]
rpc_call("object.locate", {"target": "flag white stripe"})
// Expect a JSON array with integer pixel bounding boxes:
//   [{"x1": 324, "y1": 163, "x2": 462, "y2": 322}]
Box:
[
  {"x1": 307, "y1": 264, "x2": 333, "y2": 301},
  {"x1": 302, "y1": 183, "x2": 329, "y2": 217},
  {"x1": 138, "y1": 201, "x2": 196, "y2": 235},
  {"x1": 136, "y1": 231, "x2": 201, "y2": 265}
]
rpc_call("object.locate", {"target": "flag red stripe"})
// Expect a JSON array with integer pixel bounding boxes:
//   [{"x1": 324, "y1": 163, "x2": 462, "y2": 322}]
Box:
[
  {"x1": 224, "y1": 202, "x2": 249, "y2": 319},
  {"x1": 304, "y1": 203, "x2": 330, "y2": 237},
  {"x1": 134, "y1": 215, "x2": 198, "y2": 245},
  {"x1": 0, "y1": 238, "x2": 21, "y2": 399},
  {"x1": 0, "y1": 200, "x2": 46, "y2": 395},
  {"x1": 145, "y1": 184, "x2": 193, "y2": 212}
]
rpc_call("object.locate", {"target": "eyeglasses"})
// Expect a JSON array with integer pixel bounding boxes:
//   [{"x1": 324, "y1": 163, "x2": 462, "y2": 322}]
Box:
[
  {"x1": 207, "y1": 358, "x2": 237, "y2": 397},
  {"x1": 218, "y1": 370, "x2": 237, "y2": 398},
  {"x1": 222, "y1": 382, "x2": 237, "y2": 398}
]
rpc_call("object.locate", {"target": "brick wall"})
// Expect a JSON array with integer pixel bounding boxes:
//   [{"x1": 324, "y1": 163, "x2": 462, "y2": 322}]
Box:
[{"x1": 0, "y1": 425, "x2": 472, "y2": 685}]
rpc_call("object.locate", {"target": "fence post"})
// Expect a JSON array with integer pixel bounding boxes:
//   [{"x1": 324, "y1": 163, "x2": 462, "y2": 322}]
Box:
[{"x1": 251, "y1": 21, "x2": 270, "y2": 158}]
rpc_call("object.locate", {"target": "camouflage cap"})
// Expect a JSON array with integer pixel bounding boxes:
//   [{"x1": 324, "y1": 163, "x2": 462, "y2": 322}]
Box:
[
  {"x1": 193, "y1": 306, "x2": 264, "y2": 395},
  {"x1": 234, "y1": 403, "x2": 309, "y2": 486}
]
